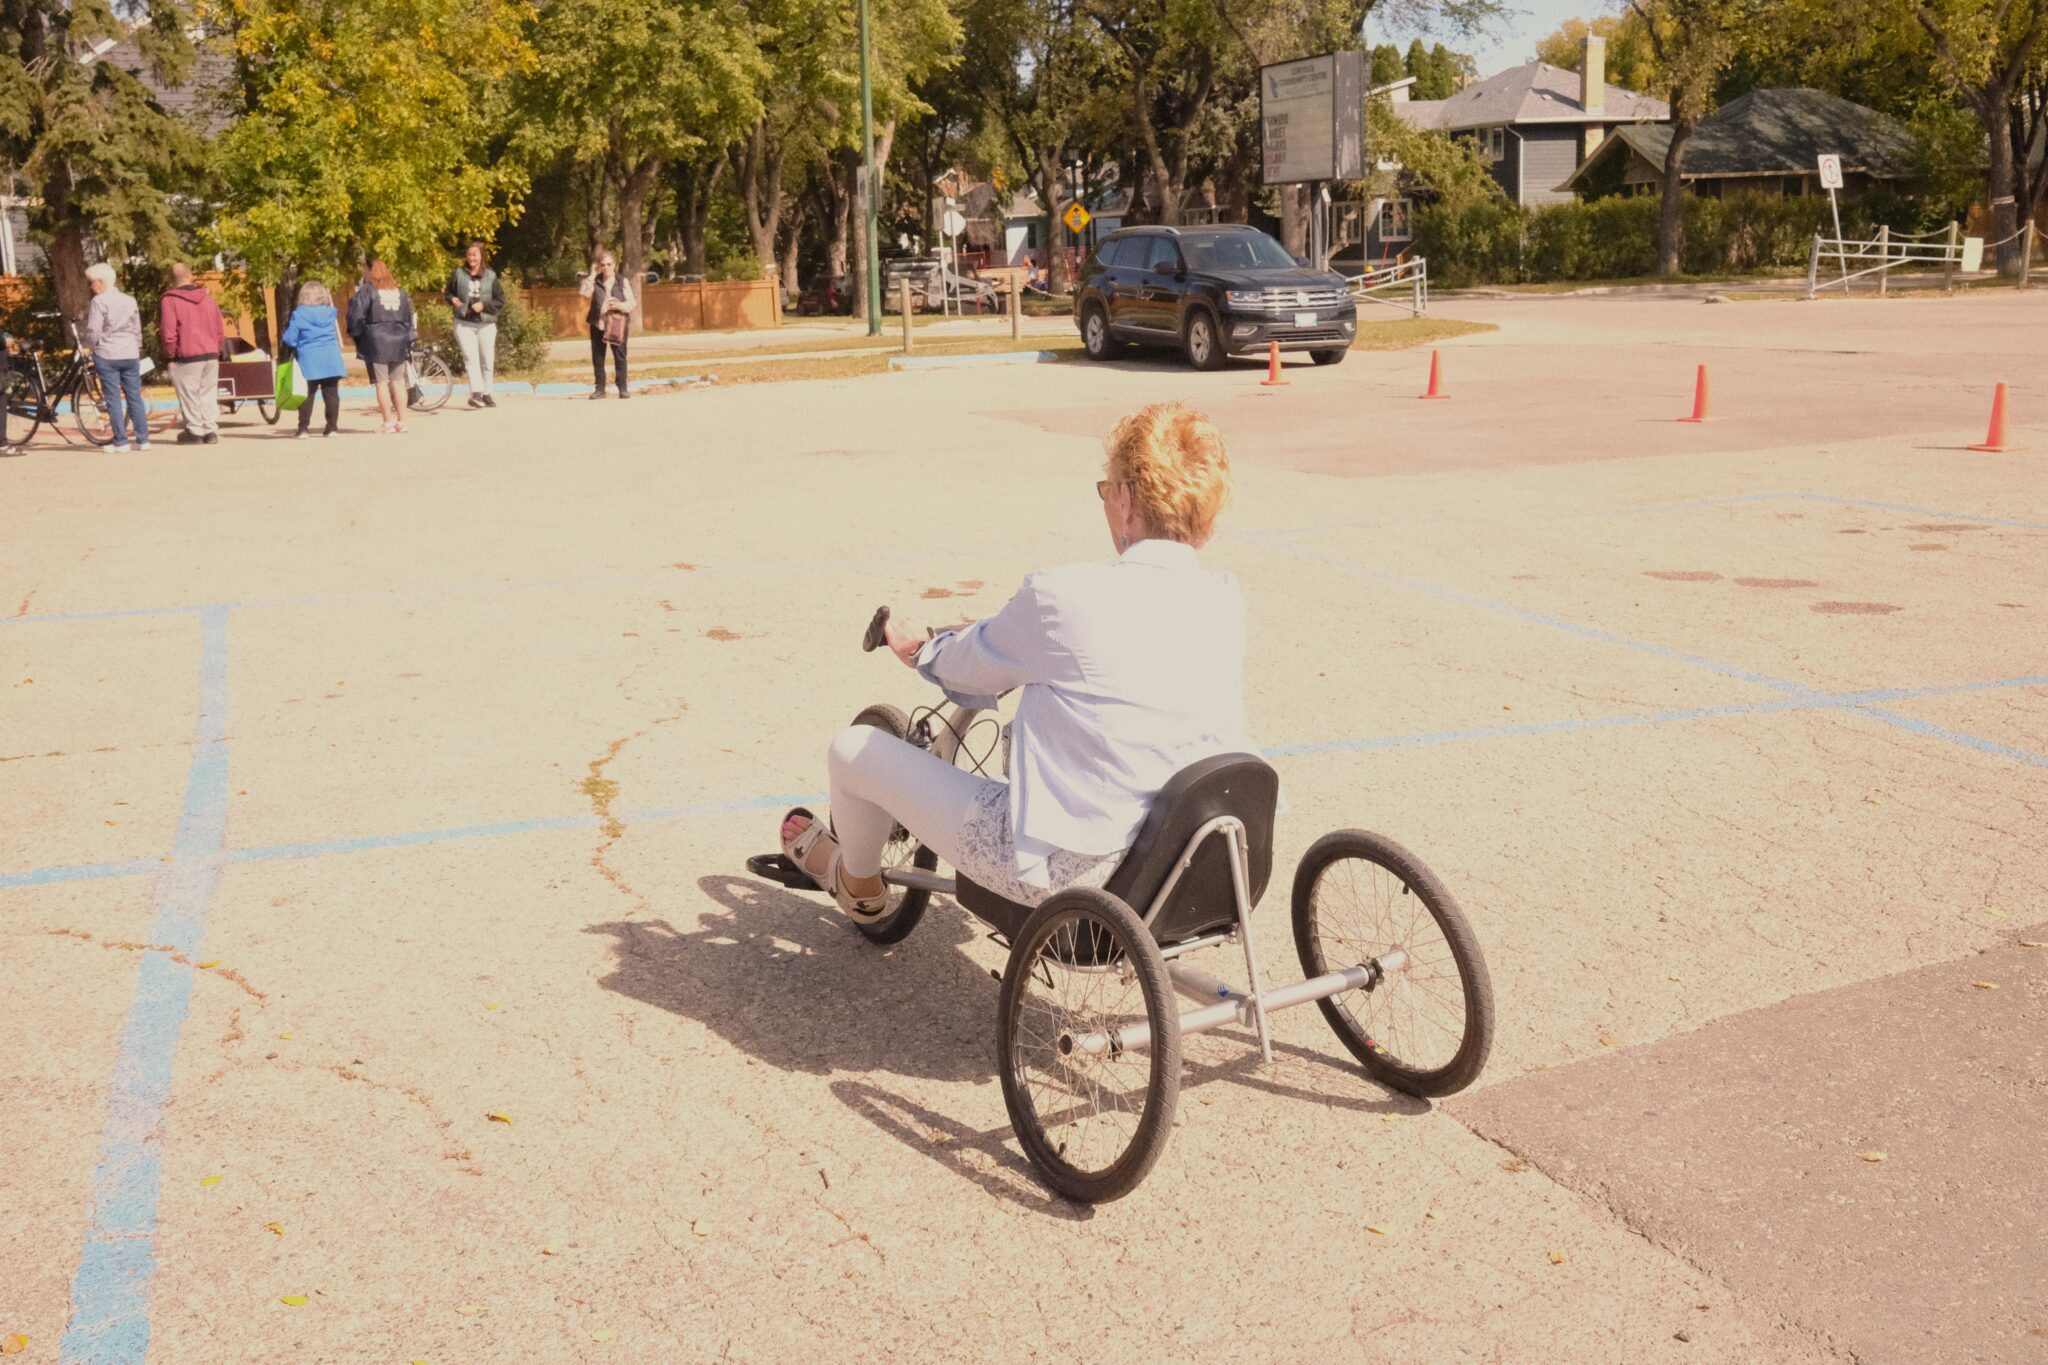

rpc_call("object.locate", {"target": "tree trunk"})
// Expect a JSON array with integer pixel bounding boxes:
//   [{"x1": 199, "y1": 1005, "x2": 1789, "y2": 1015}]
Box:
[
  {"x1": 45, "y1": 219, "x2": 92, "y2": 325},
  {"x1": 852, "y1": 120, "x2": 897, "y2": 323},
  {"x1": 674, "y1": 159, "x2": 723, "y2": 278},
  {"x1": 1980, "y1": 94, "x2": 2023, "y2": 277},
  {"x1": 1655, "y1": 115, "x2": 1695, "y2": 278},
  {"x1": 734, "y1": 120, "x2": 790, "y2": 299},
  {"x1": 1280, "y1": 185, "x2": 1307, "y2": 257},
  {"x1": 616, "y1": 155, "x2": 663, "y2": 327},
  {"x1": 778, "y1": 201, "x2": 810, "y2": 304},
  {"x1": 1035, "y1": 146, "x2": 1069, "y2": 293},
  {"x1": 819, "y1": 162, "x2": 852, "y2": 282}
]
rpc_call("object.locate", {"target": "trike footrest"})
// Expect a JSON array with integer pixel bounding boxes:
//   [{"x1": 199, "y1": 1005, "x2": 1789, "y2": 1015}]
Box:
[{"x1": 746, "y1": 852, "x2": 822, "y2": 893}]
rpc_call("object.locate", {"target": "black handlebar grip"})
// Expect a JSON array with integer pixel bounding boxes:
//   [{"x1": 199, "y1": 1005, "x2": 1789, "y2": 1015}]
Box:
[{"x1": 861, "y1": 605, "x2": 891, "y2": 653}]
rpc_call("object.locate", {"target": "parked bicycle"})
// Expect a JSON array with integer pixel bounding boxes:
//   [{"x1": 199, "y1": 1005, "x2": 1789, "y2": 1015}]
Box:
[
  {"x1": 407, "y1": 344, "x2": 454, "y2": 413},
  {"x1": 2, "y1": 313, "x2": 115, "y2": 449}
]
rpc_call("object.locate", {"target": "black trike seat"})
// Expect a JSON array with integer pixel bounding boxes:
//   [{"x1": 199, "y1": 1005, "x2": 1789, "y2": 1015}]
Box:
[{"x1": 956, "y1": 752, "x2": 1278, "y2": 947}]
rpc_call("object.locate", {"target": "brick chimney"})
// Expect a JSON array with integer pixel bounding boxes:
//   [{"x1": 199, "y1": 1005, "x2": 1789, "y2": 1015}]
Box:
[{"x1": 1580, "y1": 35, "x2": 1606, "y2": 114}]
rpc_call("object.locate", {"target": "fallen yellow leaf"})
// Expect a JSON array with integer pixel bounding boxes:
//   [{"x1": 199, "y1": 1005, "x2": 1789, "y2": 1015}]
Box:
[
  {"x1": 2019, "y1": 940, "x2": 2043, "y2": 948},
  {"x1": 454, "y1": 1303, "x2": 484, "y2": 1316},
  {"x1": 1548, "y1": 1249, "x2": 1567, "y2": 1264},
  {"x1": 1365, "y1": 1224, "x2": 1393, "y2": 1236},
  {"x1": 265, "y1": 1222, "x2": 284, "y2": 1235},
  {"x1": 201, "y1": 1174, "x2": 224, "y2": 1187},
  {"x1": 540, "y1": 1245, "x2": 559, "y2": 1256},
  {"x1": 278, "y1": 1032, "x2": 292, "y2": 1040},
  {"x1": 413, "y1": 1359, "x2": 433, "y2": 1364},
  {"x1": 692, "y1": 1219, "x2": 713, "y2": 1237},
  {"x1": 1971, "y1": 981, "x2": 1999, "y2": 990},
  {"x1": 484, "y1": 1002, "x2": 501, "y2": 1011},
  {"x1": 3, "y1": 1334, "x2": 28, "y2": 1356},
  {"x1": 279, "y1": 1294, "x2": 307, "y2": 1306},
  {"x1": 487, "y1": 1111, "x2": 514, "y2": 1125},
  {"x1": 1859, "y1": 1151, "x2": 1887, "y2": 1162},
  {"x1": 1986, "y1": 909, "x2": 2010, "y2": 918},
  {"x1": 197, "y1": 959, "x2": 219, "y2": 969},
  {"x1": 592, "y1": 1330, "x2": 616, "y2": 1343},
  {"x1": 1597, "y1": 1035, "x2": 1621, "y2": 1048}
]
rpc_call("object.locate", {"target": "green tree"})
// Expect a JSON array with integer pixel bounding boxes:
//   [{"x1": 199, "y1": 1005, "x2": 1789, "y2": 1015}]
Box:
[
  {"x1": 516, "y1": 0, "x2": 766, "y2": 313},
  {"x1": 1627, "y1": 0, "x2": 1748, "y2": 275},
  {"x1": 207, "y1": 0, "x2": 533, "y2": 297},
  {"x1": 1535, "y1": 14, "x2": 1664, "y2": 91},
  {"x1": 0, "y1": 0, "x2": 205, "y2": 320}
]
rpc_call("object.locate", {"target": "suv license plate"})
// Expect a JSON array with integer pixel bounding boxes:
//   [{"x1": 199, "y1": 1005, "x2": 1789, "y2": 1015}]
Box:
[{"x1": 1293, "y1": 311, "x2": 1316, "y2": 328}]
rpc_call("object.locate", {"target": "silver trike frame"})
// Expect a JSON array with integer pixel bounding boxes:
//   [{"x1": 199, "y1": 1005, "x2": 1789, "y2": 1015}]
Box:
[{"x1": 879, "y1": 701, "x2": 1404, "y2": 1063}]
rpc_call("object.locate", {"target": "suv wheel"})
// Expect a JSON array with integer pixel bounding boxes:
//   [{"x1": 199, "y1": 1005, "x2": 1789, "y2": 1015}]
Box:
[
  {"x1": 1081, "y1": 304, "x2": 1120, "y2": 360},
  {"x1": 1310, "y1": 347, "x2": 1349, "y2": 366},
  {"x1": 1183, "y1": 310, "x2": 1225, "y2": 371}
]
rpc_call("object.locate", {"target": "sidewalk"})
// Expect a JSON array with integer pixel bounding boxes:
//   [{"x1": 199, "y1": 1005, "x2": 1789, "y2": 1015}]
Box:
[{"x1": 541, "y1": 313, "x2": 1074, "y2": 366}]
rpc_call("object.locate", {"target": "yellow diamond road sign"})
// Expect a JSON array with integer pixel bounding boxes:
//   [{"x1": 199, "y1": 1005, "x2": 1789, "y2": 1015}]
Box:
[{"x1": 1062, "y1": 203, "x2": 1092, "y2": 234}]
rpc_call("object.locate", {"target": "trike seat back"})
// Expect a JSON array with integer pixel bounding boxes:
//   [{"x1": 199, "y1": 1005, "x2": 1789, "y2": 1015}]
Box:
[{"x1": 957, "y1": 752, "x2": 1278, "y2": 948}]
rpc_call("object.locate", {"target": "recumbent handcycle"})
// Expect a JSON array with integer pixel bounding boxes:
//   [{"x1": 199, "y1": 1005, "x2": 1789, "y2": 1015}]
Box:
[{"x1": 748, "y1": 607, "x2": 1494, "y2": 1203}]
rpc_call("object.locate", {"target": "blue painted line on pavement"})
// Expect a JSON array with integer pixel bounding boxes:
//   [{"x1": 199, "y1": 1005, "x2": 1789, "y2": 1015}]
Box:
[
  {"x1": 1783, "y1": 493, "x2": 2048, "y2": 531},
  {"x1": 0, "y1": 604, "x2": 209, "y2": 627},
  {"x1": 0, "y1": 858, "x2": 166, "y2": 891},
  {"x1": 59, "y1": 605, "x2": 231, "y2": 1365},
  {"x1": 1853, "y1": 707, "x2": 2048, "y2": 768},
  {"x1": 888, "y1": 351, "x2": 1060, "y2": 369}
]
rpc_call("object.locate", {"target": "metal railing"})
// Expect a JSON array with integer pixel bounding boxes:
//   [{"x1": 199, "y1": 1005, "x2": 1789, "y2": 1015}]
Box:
[
  {"x1": 1347, "y1": 256, "x2": 1428, "y2": 317},
  {"x1": 1806, "y1": 221, "x2": 2038, "y2": 297}
]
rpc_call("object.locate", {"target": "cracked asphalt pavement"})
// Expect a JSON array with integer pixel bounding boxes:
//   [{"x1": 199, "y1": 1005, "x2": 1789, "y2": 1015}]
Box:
[{"x1": 3, "y1": 291, "x2": 2044, "y2": 1362}]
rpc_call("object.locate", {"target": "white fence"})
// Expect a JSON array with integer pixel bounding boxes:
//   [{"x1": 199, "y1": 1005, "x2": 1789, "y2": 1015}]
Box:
[
  {"x1": 1806, "y1": 222, "x2": 2038, "y2": 297},
  {"x1": 1347, "y1": 257, "x2": 1429, "y2": 317}
]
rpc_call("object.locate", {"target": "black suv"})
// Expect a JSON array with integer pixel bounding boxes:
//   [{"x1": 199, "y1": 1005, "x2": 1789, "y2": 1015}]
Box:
[{"x1": 1073, "y1": 225, "x2": 1358, "y2": 370}]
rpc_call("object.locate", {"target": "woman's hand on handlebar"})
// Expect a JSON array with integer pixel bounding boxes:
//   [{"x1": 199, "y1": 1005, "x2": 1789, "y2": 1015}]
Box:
[{"x1": 882, "y1": 616, "x2": 927, "y2": 669}]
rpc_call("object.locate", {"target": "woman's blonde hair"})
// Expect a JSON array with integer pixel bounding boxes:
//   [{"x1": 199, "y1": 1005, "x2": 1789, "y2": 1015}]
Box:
[
  {"x1": 85, "y1": 262, "x2": 118, "y2": 288},
  {"x1": 1104, "y1": 402, "x2": 1231, "y2": 545},
  {"x1": 296, "y1": 281, "x2": 332, "y2": 307}
]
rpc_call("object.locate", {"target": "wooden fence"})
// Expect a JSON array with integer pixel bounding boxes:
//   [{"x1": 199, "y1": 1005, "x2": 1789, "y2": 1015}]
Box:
[{"x1": 522, "y1": 279, "x2": 781, "y2": 338}]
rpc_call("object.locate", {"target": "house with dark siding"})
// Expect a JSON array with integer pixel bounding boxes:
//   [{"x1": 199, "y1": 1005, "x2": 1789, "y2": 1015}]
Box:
[{"x1": 1393, "y1": 38, "x2": 1669, "y2": 209}]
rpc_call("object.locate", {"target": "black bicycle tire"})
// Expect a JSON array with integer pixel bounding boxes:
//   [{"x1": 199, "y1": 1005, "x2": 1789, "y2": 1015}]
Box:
[
  {"x1": 1291, "y1": 829, "x2": 1494, "y2": 1098},
  {"x1": 846, "y1": 703, "x2": 933, "y2": 945},
  {"x1": 67, "y1": 368, "x2": 112, "y2": 447},
  {"x1": 998, "y1": 887, "x2": 1180, "y2": 1203},
  {"x1": 259, "y1": 399, "x2": 280, "y2": 425},
  {"x1": 3, "y1": 369, "x2": 44, "y2": 447}
]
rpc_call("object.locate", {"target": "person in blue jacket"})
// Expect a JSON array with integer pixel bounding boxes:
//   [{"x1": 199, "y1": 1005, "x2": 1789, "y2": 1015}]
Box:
[{"x1": 280, "y1": 282, "x2": 347, "y2": 439}]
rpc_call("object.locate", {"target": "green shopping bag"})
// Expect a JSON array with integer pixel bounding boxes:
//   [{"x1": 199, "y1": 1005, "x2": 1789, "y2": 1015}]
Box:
[{"x1": 276, "y1": 359, "x2": 308, "y2": 412}]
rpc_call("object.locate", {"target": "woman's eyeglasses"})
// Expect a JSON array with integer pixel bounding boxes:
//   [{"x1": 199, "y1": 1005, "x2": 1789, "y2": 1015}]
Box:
[{"x1": 1096, "y1": 479, "x2": 1115, "y2": 500}]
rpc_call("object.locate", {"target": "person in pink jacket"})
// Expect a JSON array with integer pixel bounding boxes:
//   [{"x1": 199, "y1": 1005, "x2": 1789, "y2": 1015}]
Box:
[{"x1": 158, "y1": 263, "x2": 227, "y2": 444}]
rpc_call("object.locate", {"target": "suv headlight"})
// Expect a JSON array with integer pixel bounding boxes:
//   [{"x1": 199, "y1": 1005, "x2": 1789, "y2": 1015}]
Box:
[{"x1": 1224, "y1": 289, "x2": 1267, "y2": 309}]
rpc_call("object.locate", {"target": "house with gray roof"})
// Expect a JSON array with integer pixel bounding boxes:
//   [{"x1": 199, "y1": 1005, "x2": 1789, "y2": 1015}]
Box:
[
  {"x1": 1392, "y1": 38, "x2": 1668, "y2": 208},
  {"x1": 1557, "y1": 88, "x2": 1919, "y2": 201}
]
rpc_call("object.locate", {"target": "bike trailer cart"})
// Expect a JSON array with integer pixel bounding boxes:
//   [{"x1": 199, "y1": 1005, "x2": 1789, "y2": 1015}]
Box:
[
  {"x1": 746, "y1": 608, "x2": 1495, "y2": 1204},
  {"x1": 218, "y1": 337, "x2": 281, "y2": 425}
]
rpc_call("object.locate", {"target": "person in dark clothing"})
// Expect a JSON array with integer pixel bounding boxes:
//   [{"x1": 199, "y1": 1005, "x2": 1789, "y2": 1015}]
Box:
[
  {"x1": 578, "y1": 250, "x2": 635, "y2": 398},
  {"x1": 346, "y1": 259, "x2": 416, "y2": 434},
  {"x1": 445, "y1": 241, "x2": 506, "y2": 408}
]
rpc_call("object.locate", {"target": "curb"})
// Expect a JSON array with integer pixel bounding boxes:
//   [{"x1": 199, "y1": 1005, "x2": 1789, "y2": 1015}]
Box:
[{"x1": 887, "y1": 351, "x2": 1062, "y2": 370}]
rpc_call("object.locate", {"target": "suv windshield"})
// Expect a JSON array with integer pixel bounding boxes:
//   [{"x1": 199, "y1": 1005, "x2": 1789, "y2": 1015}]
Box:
[{"x1": 1179, "y1": 232, "x2": 1298, "y2": 272}]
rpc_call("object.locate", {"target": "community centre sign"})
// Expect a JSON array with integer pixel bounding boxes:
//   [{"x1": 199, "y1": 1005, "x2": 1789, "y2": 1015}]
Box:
[{"x1": 1259, "y1": 52, "x2": 1365, "y2": 186}]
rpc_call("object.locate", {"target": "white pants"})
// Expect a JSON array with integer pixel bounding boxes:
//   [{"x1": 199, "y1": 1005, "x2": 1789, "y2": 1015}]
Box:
[
  {"x1": 826, "y1": 725, "x2": 1120, "y2": 908},
  {"x1": 454, "y1": 319, "x2": 496, "y2": 396},
  {"x1": 169, "y1": 359, "x2": 219, "y2": 435}
]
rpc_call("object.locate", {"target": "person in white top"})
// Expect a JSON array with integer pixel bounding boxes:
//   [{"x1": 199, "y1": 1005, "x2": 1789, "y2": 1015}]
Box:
[{"x1": 780, "y1": 402, "x2": 1254, "y2": 922}]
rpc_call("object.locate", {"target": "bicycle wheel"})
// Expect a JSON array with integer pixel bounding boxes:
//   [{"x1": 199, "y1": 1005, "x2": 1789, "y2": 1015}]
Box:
[
  {"x1": 68, "y1": 368, "x2": 113, "y2": 447},
  {"x1": 3, "y1": 368, "x2": 44, "y2": 447},
  {"x1": 998, "y1": 887, "x2": 1180, "y2": 1203},
  {"x1": 1291, "y1": 830, "x2": 1493, "y2": 1098},
  {"x1": 845, "y1": 703, "x2": 937, "y2": 945},
  {"x1": 409, "y1": 351, "x2": 453, "y2": 412},
  {"x1": 259, "y1": 399, "x2": 280, "y2": 424}
]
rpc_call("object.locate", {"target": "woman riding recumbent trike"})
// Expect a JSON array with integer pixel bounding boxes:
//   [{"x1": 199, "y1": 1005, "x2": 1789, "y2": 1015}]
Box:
[{"x1": 747, "y1": 403, "x2": 1493, "y2": 1203}]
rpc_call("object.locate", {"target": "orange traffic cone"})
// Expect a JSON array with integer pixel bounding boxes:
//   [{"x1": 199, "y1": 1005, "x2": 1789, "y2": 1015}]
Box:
[
  {"x1": 1261, "y1": 340, "x2": 1288, "y2": 387},
  {"x1": 1968, "y1": 382, "x2": 2011, "y2": 452},
  {"x1": 1678, "y1": 364, "x2": 1711, "y2": 422},
  {"x1": 1420, "y1": 349, "x2": 1448, "y2": 399}
]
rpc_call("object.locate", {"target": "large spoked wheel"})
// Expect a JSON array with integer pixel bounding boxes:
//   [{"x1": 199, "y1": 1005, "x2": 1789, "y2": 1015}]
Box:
[
  {"x1": 3, "y1": 369, "x2": 44, "y2": 448},
  {"x1": 846, "y1": 703, "x2": 937, "y2": 945},
  {"x1": 998, "y1": 887, "x2": 1180, "y2": 1204},
  {"x1": 409, "y1": 350, "x2": 453, "y2": 412},
  {"x1": 259, "y1": 398, "x2": 280, "y2": 424},
  {"x1": 68, "y1": 369, "x2": 113, "y2": 447},
  {"x1": 1292, "y1": 830, "x2": 1494, "y2": 1098}
]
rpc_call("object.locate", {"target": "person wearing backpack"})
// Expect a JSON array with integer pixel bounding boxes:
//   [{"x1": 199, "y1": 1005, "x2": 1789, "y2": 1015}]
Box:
[
  {"x1": 578, "y1": 250, "x2": 634, "y2": 399},
  {"x1": 445, "y1": 241, "x2": 506, "y2": 408},
  {"x1": 346, "y1": 259, "x2": 416, "y2": 434},
  {"x1": 280, "y1": 281, "x2": 347, "y2": 439}
]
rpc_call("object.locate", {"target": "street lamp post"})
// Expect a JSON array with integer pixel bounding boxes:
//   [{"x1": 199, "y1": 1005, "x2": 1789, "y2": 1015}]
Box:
[{"x1": 858, "y1": 0, "x2": 881, "y2": 335}]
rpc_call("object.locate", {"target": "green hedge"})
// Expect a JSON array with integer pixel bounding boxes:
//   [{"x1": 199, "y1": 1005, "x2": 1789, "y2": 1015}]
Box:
[{"x1": 1415, "y1": 192, "x2": 1930, "y2": 287}]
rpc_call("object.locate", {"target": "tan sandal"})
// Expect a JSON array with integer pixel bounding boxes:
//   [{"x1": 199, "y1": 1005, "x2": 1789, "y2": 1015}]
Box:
[{"x1": 780, "y1": 809, "x2": 890, "y2": 922}]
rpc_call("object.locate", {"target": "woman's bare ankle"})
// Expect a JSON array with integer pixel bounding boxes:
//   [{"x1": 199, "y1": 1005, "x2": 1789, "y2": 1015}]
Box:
[{"x1": 841, "y1": 869, "x2": 884, "y2": 897}]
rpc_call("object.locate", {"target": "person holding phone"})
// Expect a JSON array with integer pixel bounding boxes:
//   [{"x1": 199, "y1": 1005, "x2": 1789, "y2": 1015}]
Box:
[
  {"x1": 578, "y1": 251, "x2": 634, "y2": 399},
  {"x1": 445, "y1": 241, "x2": 505, "y2": 408}
]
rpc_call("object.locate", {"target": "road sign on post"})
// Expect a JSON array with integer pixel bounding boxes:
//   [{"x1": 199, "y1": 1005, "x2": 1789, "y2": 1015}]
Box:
[
  {"x1": 1062, "y1": 202, "x2": 1092, "y2": 235},
  {"x1": 1817, "y1": 154, "x2": 1849, "y2": 293},
  {"x1": 1816, "y1": 154, "x2": 1843, "y2": 190}
]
